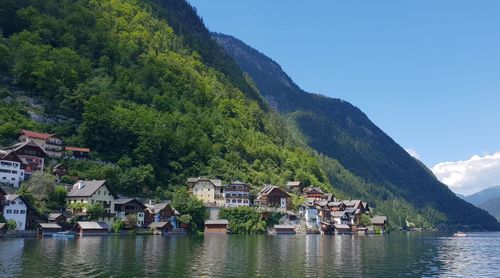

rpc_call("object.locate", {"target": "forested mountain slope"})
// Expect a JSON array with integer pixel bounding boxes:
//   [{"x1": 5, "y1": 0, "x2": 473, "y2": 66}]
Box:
[{"x1": 213, "y1": 33, "x2": 499, "y2": 230}]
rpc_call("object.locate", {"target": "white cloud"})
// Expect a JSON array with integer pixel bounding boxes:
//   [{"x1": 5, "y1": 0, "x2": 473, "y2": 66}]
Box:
[
  {"x1": 405, "y1": 148, "x2": 420, "y2": 159},
  {"x1": 432, "y1": 152, "x2": 500, "y2": 196}
]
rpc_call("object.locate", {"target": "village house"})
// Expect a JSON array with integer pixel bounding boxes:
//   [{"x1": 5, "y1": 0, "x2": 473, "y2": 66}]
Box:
[
  {"x1": 204, "y1": 219, "x2": 229, "y2": 234},
  {"x1": 37, "y1": 223, "x2": 63, "y2": 237},
  {"x1": 148, "y1": 222, "x2": 173, "y2": 235},
  {"x1": 66, "y1": 180, "x2": 115, "y2": 225},
  {"x1": 331, "y1": 211, "x2": 351, "y2": 225},
  {"x1": 65, "y1": 147, "x2": 90, "y2": 159},
  {"x1": 144, "y1": 202, "x2": 179, "y2": 228},
  {"x1": 18, "y1": 129, "x2": 63, "y2": 158},
  {"x1": 371, "y1": 216, "x2": 388, "y2": 230},
  {"x1": 52, "y1": 163, "x2": 68, "y2": 180},
  {"x1": 286, "y1": 181, "x2": 302, "y2": 193},
  {"x1": 1, "y1": 140, "x2": 47, "y2": 177},
  {"x1": 254, "y1": 185, "x2": 291, "y2": 210},
  {"x1": 274, "y1": 224, "x2": 296, "y2": 234},
  {"x1": 187, "y1": 177, "x2": 225, "y2": 206},
  {"x1": 224, "y1": 181, "x2": 250, "y2": 207},
  {"x1": 328, "y1": 201, "x2": 346, "y2": 212},
  {"x1": 74, "y1": 221, "x2": 109, "y2": 236},
  {"x1": 303, "y1": 187, "x2": 327, "y2": 200},
  {"x1": 300, "y1": 203, "x2": 322, "y2": 232},
  {"x1": 0, "y1": 160, "x2": 24, "y2": 188},
  {"x1": 2, "y1": 194, "x2": 34, "y2": 230},
  {"x1": 114, "y1": 198, "x2": 146, "y2": 228},
  {"x1": 47, "y1": 212, "x2": 68, "y2": 227}
]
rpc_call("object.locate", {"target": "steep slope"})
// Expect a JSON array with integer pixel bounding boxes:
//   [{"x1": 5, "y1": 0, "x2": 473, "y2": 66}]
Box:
[
  {"x1": 213, "y1": 33, "x2": 499, "y2": 229},
  {"x1": 479, "y1": 197, "x2": 500, "y2": 221},
  {"x1": 464, "y1": 186, "x2": 500, "y2": 206},
  {"x1": 0, "y1": 0, "x2": 331, "y2": 198}
]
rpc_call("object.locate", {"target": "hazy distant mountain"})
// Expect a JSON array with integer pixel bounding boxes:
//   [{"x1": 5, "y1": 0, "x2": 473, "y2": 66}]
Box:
[
  {"x1": 213, "y1": 32, "x2": 499, "y2": 230},
  {"x1": 479, "y1": 196, "x2": 500, "y2": 221},
  {"x1": 464, "y1": 186, "x2": 500, "y2": 206}
]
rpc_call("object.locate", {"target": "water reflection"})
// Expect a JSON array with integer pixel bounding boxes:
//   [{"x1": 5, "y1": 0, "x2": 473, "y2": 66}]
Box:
[{"x1": 1, "y1": 232, "x2": 499, "y2": 277}]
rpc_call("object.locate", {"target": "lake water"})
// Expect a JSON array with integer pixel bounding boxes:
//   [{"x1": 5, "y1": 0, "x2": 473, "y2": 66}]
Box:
[{"x1": 1, "y1": 232, "x2": 499, "y2": 277}]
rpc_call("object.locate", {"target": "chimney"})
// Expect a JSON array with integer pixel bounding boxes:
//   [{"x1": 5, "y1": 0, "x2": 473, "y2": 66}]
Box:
[{"x1": 74, "y1": 180, "x2": 85, "y2": 190}]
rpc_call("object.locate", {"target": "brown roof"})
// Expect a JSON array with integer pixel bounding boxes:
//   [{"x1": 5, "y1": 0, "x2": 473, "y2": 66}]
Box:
[
  {"x1": 47, "y1": 213, "x2": 65, "y2": 221},
  {"x1": 371, "y1": 216, "x2": 387, "y2": 225},
  {"x1": 38, "y1": 223, "x2": 62, "y2": 229},
  {"x1": 257, "y1": 185, "x2": 290, "y2": 198},
  {"x1": 148, "y1": 222, "x2": 170, "y2": 228},
  {"x1": 186, "y1": 177, "x2": 223, "y2": 187},
  {"x1": 20, "y1": 129, "x2": 56, "y2": 140},
  {"x1": 76, "y1": 221, "x2": 108, "y2": 230},
  {"x1": 205, "y1": 219, "x2": 229, "y2": 225},
  {"x1": 115, "y1": 198, "x2": 146, "y2": 209},
  {"x1": 6, "y1": 140, "x2": 48, "y2": 157},
  {"x1": 65, "y1": 147, "x2": 90, "y2": 152}
]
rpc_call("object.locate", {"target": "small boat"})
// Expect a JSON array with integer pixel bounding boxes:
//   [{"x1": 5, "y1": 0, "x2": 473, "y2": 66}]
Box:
[
  {"x1": 52, "y1": 231, "x2": 75, "y2": 239},
  {"x1": 453, "y1": 232, "x2": 467, "y2": 237}
]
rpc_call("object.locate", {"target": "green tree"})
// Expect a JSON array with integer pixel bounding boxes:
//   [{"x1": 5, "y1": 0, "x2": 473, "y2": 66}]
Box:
[
  {"x1": 219, "y1": 207, "x2": 267, "y2": 234},
  {"x1": 6, "y1": 219, "x2": 17, "y2": 230},
  {"x1": 171, "y1": 188, "x2": 206, "y2": 231},
  {"x1": 85, "y1": 203, "x2": 105, "y2": 221}
]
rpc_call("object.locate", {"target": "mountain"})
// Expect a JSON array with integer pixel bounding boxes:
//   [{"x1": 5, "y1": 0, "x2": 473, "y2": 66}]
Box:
[
  {"x1": 464, "y1": 186, "x2": 500, "y2": 206},
  {"x1": 213, "y1": 33, "x2": 499, "y2": 230},
  {"x1": 0, "y1": 0, "x2": 496, "y2": 229},
  {"x1": 479, "y1": 197, "x2": 500, "y2": 221}
]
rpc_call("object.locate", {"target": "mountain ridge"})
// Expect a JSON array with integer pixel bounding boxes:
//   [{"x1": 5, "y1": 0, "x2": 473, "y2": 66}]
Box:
[{"x1": 212, "y1": 32, "x2": 499, "y2": 229}]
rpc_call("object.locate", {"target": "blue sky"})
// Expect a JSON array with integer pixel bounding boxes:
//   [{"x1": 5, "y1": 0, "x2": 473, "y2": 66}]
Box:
[{"x1": 187, "y1": 1, "x2": 500, "y2": 193}]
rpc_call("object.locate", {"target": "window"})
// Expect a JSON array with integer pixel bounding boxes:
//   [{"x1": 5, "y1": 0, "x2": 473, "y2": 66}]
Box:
[
  {"x1": 12, "y1": 171, "x2": 17, "y2": 174},
  {"x1": 11, "y1": 201, "x2": 16, "y2": 205},
  {"x1": 12, "y1": 178, "x2": 15, "y2": 180},
  {"x1": 18, "y1": 201, "x2": 23, "y2": 205},
  {"x1": 20, "y1": 210, "x2": 25, "y2": 214},
  {"x1": 6, "y1": 209, "x2": 12, "y2": 214},
  {"x1": 98, "y1": 191, "x2": 101, "y2": 195},
  {"x1": 14, "y1": 210, "x2": 19, "y2": 214}
]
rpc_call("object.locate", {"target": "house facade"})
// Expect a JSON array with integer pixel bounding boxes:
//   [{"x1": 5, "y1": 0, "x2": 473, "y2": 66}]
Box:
[
  {"x1": 18, "y1": 130, "x2": 63, "y2": 158},
  {"x1": 0, "y1": 160, "x2": 24, "y2": 188},
  {"x1": 144, "y1": 202, "x2": 179, "y2": 228},
  {"x1": 2, "y1": 194, "x2": 30, "y2": 230},
  {"x1": 254, "y1": 185, "x2": 291, "y2": 209},
  {"x1": 65, "y1": 147, "x2": 90, "y2": 159},
  {"x1": 302, "y1": 204, "x2": 321, "y2": 230},
  {"x1": 187, "y1": 177, "x2": 225, "y2": 206},
  {"x1": 114, "y1": 198, "x2": 146, "y2": 227},
  {"x1": 224, "y1": 181, "x2": 250, "y2": 207},
  {"x1": 66, "y1": 180, "x2": 115, "y2": 225}
]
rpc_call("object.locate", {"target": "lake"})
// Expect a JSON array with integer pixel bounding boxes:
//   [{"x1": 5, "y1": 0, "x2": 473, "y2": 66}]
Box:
[{"x1": 1, "y1": 232, "x2": 499, "y2": 277}]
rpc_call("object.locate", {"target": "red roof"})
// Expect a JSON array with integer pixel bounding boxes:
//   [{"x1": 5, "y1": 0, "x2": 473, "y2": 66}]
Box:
[
  {"x1": 65, "y1": 147, "x2": 90, "y2": 152},
  {"x1": 20, "y1": 129, "x2": 56, "y2": 140}
]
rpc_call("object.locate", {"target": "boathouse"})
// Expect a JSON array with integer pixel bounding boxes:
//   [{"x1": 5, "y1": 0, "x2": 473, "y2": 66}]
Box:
[{"x1": 204, "y1": 219, "x2": 229, "y2": 234}]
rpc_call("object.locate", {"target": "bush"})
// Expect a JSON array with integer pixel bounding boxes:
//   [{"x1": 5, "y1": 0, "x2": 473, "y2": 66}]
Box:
[
  {"x1": 112, "y1": 219, "x2": 124, "y2": 233},
  {"x1": 219, "y1": 207, "x2": 267, "y2": 234},
  {"x1": 6, "y1": 219, "x2": 17, "y2": 230}
]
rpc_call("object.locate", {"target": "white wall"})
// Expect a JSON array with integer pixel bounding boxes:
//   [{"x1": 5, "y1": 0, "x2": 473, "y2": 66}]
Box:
[
  {"x1": 3, "y1": 196, "x2": 28, "y2": 230},
  {"x1": 0, "y1": 160, "x2": 24, "y2": 188}
]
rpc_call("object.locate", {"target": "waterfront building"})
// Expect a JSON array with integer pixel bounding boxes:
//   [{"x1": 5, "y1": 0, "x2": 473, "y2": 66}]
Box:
[
  {"x1": 224, "y1": 181, "x2": 250, "y2": 207},
  {"x1": 74, "y1": 221, "x2": 109, "y2": 236},
  {"x1": 66, "y1": 180, "x2": 116, "y2": 225},
  {"x1": 114, "y1": 198, "x2": 147, "y2": 228},
  {"x1": 204, "y1": 219, "x2": 229, "y2": 234},
  {"x1": 187, "y1": 177, "x2": 225, "y2": 206},
  {"x1": 2, "y1": 194, "x2": 33, "y2": 230},
  {"x1": 254, "y1": 185, "x2": 291, "y2": 210}
]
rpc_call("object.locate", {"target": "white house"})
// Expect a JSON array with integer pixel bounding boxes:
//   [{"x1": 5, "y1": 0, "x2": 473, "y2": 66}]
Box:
[
  {"x1": 224, "y1": 181, "x2": 250, "y2": 207},
  {"x1": 0, "y1": 160, "x2": 25, "y2": 188},
  {"x1": 66, "y1": 180, "x2": 116, "y2": 226},
  {"x1": 187, "y1": 177, "x2": 225, "y2": 206},
  {"x1": 301, "y1": 204, "x2": 321, "y2": 231},
  {"x1": 3, "y1": 194, "x2": 29, "y2": 230}
]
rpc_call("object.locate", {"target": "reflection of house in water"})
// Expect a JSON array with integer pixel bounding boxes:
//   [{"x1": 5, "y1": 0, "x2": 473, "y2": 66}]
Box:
[{"x1": 190, "y1": 235, "x2": 229, "y2": 276}]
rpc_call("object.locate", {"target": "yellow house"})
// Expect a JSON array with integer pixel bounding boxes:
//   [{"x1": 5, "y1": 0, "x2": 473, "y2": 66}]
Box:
[
  {"x1": 187, "y1": 177, "x2": 225, "y2": 206},
  {"x1": 66, "y1": 180, "x2": 115, "y2": 226}
]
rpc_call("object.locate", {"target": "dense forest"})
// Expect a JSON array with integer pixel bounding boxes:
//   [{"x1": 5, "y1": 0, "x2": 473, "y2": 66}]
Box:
[
  {"x1": 213, "y1": 33, "x2": 499, "y2": 230},
  {"x1": 0, "y1": 0, "x2": 496, "y2": 229}
]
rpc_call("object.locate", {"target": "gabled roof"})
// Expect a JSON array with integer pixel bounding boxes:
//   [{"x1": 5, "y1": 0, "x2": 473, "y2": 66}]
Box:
[
  {"x1": 67, "y1": 180, "x2": 107, "y2": 198},
  {"x1": 343, "y1": 200, "x2": 362, "y2": 208},
  {"x1": 76, "y1": 221, "x2": 108, "y2": 230},
  {"x1": 5, "y1": 194, "x2": 21, "y2": 202},
  {"x1": 148, "y1": 222, "x2": 170, "y2": 228},
  {"x1": 47, "y1": 213, "x2": 65, "y2": 221},
  {"x1": 187, "y1": 177, "x2": 224, "y2": 187},
  {"x1": 274, "y1": 224, "x2": 295, "y2": 229},
  {"x1": 328, "y1": 202, "x2": 344, "y2": 207},
  {"x1": 0, "y1": 223, "x2": 5, "y2": 229},
  {"x1": 20, "y1": 129, "x2": 57, "y2": 140},
  {"x1": 286, "y1": 181, "x2": 301, "y2": 187},
  {"x1": 333, "y1": 224, "x2": 351, "y2": 229},
  {"x1": 6, "y1": 140, "x2": 48, "y2": 157},
  {"x1": 114, "y1": 198, "x2": 146, "y2": 209},
  {"x1": 257, "y1": 185, "x2": 290, "y2": 197},
  {"x1": 145, "y1": 202, "x2": 179, "y2": 215},
  {"x1": 303, "y1": 187, "x2": 325, "y2": 194},
  {"x1": 38, "y1": 223, "x2": 62, "y2": 229},
  {"x1": 371, "y1": 216, "x2": 387, "y2": 225},
  {"x1": 331, "y1": 211, "x2": 349, "y2": 217},
  {"x1": 205, "y1": 219, "x2": 229, "y2": 225}
]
